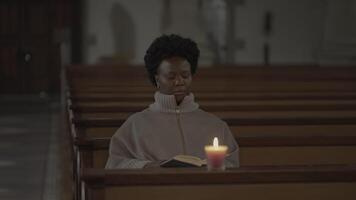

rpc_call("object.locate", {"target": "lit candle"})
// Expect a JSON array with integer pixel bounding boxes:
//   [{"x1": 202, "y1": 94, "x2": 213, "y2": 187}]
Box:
[{"x1": 204, "y1": 137, "x2": 228, "y2": 171}]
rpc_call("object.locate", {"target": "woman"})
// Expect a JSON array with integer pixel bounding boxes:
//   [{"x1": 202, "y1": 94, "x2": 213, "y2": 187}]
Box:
[{"x1": 105, "y1": 34, "x2": 239, "y2": 169}]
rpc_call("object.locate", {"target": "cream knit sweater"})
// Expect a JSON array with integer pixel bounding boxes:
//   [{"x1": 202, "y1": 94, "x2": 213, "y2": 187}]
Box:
[{"x1": 105, "y1": 92, "x2": 240, "y2": 169}]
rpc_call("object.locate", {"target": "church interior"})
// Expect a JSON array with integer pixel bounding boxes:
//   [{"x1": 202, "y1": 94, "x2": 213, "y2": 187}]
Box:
[{"x1": 1, "y1": 0, "x2": 356, "y2": 200}]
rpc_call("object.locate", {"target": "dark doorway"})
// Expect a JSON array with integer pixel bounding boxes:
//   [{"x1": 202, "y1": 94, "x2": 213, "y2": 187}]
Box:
[{"x1": 0, "y1": 0, "x2": 57, "y2": 94}]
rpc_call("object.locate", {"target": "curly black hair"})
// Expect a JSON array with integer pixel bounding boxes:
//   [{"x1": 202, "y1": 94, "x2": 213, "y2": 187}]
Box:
[{"x1": 144, "y1": 34, "x2": 200, "y2": 86}]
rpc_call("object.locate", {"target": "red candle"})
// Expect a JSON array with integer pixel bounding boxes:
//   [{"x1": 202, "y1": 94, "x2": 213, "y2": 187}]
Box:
[{"x1": 205, "y1": 137, "x2": 228, "y2": 171}]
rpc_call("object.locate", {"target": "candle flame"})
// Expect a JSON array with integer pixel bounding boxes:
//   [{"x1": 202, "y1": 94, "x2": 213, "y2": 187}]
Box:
[{"x1": 213, "y1": 137, "x2": 219, "y2": 147}]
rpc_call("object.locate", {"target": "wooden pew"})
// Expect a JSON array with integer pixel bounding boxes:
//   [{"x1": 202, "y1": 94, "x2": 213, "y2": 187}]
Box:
[
  {"x1": 67, "y1": 64, "x2": 356, "y2": 76},
  {"x1": 70, "y1": 92, "x2": 356, "y2": 102},
  {"x1": 70, "y1": 111, "x2": 356, "y2": 195},
  {"x1": 75, "y1": 124, "x2": 356, "y2": 140},
  {"x1": 70, "y1": 111, "x2": 356, "y2": 138},
  {"x1": 65, "y1": 64, "x2": 356, "y2": 200},
  {"x1": 70, "y1": 99, "x2": 356, "y2": 113},
  {"x1": 68, "y1": 106, "x2": 356, "y2": 164},
  {"x1": 73, "y1": 110, "x2": 356, "y2": 120},
  {"x1": 75, "y1": 135, "x2": 356, "y2": 169},
  {"x1": 72, "y1": 119, "x2": 356, "y2": 200},
  {"x1": 81, "y1": 165, "x2": 356, "y2": 200},
  {"x1": 70, "y1": 80, "x2": 356, "y2": 93},
  {"x1": 69, "y1": 112, "x2": 356, "y2": 195},
  {"x1": 65, "y1": 67, "x2": 355, "y2": 193},
  {"x1": 67, "y1": 65, "x2": 356, "y2": 94},
  {"x1": 67, "y1": 65, "x2": 356, "y2": 87}
]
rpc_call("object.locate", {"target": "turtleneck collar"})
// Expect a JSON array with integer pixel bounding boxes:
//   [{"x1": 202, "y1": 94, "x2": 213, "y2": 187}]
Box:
[{"x1": 148, "y1": 91, "x2": 199, "y2": 113}]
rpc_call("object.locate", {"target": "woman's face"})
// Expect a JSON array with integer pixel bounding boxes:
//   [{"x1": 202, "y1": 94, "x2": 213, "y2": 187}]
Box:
[{"x1": 155, "y1": 56, "x2": 192, "y2": 104}]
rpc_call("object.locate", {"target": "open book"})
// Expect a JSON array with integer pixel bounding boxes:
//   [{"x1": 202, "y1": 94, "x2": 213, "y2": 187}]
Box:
[{"x1": 160, "y1": 155, "x2": 207, "y2": 167}]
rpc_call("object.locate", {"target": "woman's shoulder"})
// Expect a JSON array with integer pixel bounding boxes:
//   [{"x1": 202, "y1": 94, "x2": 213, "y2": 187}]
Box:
[
  {"x1": 116, "y1": 109, "x2": 152, "y2": 132},
  {"x1": 125, "y1": 109, "x2": 149, "y2": 121},
  {"x1": 125, "y1": 108, "x2": 158, "y2": 122}
]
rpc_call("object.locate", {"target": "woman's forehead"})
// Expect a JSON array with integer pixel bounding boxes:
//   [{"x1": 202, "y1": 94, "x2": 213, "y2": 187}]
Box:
[{"x1": 159, "y1": 57, "x2": 191, "y2": 73}]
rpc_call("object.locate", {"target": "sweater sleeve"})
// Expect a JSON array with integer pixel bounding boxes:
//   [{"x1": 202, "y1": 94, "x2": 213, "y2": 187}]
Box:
[
  {"x1": 105, "y1": 118, "x2": 151, "y2": 169},
  {"x1": 222, "y1": 122, "x2": 240, "y2": 168}
]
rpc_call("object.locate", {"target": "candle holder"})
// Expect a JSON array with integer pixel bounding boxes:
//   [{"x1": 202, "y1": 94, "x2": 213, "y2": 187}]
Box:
[{"x1": 205, "y1": 137, "x2": 228, "y2": 171}]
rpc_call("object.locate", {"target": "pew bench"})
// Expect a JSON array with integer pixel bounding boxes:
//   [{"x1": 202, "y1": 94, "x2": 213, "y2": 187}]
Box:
[
  {"x1": 65, "y1": 65, "x2": 356, "y2": 200},
  {"x1": 75, "y1": 135, "x2": 356, "y2": 169},
  {"x1": 80, "y1": 165, "x2": 356, "y2": 200},
  {"x1": 70, "y1": 91, "x2": 356, "y2": 102},
  {"x1": 70, "y1": 112, "x2": 356, "y2": 139},
  {"x1": 70, "y1": 80, "x2": 356, "y2": 94},
  {"x1": 70, "y1": 99, "x2": 356, "y2": 113}
]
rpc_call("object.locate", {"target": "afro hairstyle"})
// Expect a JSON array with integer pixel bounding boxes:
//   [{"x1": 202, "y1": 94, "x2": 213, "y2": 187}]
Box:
[{"x1": 144, "y1": 34, "x2": 200, "y2": 86}]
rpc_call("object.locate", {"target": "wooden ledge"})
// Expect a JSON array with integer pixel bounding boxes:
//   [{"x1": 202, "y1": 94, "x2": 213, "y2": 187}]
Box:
[
  {"x1": 72, "y1": 116, "x2": 356, "y2": 127},
  {"x1": 74, "y1": 135, "x2": 356, "y2": 150},
  {"x1": 71, "y1": 93, "x2": 356, "y2": 102},
  {"x1": 80, "y1": 165, "x2": 356, "y2": 186},
  {"x1": 70, "y1": 104, "x2": 356, "y2": 112}
]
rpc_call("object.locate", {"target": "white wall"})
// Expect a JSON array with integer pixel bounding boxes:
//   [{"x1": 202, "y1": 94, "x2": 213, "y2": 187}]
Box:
[
  {"x1": 83, "y1": 0, "x2": 356, "y2": 65},
  {"x1": 234, "y1": 0, "x2": 326, "y2": 64},
  {"x1": 318, "y1": 0, "x2": 356, "y2": 64},
  {"x1": 83, "y1": 0, "x2": 161, "y2": 64},
  {"x1": 161, "y1": 0, "x2": 214, "y2": 65},
  {"x1": 84, "y1": 0, "x2": 112, "y2": 64},
  {"x1": 323, "y1": 0, "x2": 356, "y2": 43},
  {"x1": 234, "y1": 0, "x2": 265, "y2": 64},
  {"x1": 202, "y1": 0, "x2": 227, "y2": 63}
]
